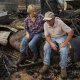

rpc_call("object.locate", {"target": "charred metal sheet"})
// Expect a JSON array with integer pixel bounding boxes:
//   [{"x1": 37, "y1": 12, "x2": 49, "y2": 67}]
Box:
[
  {"x1": 0, "y1": 24, "x2": 18, "y2": 32},
  {"x1": 0, "y1": 31, "x2": 11, "y2": 45}
]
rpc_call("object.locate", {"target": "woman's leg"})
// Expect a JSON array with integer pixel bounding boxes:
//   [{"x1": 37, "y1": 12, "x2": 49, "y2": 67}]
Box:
[
  {"x1": 28, "y1": 32, "x2": 42, "y2": 53},
  {"x1": 20, "y1": 37, "x2": 30, "y2": 54},
  {"x1": 28, "y1": 32, "x2": 42, "y2": 61}
]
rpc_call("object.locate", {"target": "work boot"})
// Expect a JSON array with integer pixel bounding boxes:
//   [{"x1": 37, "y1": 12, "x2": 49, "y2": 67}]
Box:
[
  {"x1": 16, "y1": 53, "x2": 27, "y2": 66},
  {"x1": 39, "y1": 64, "x2": 49, "y2": 74},
  {"x1": 60, "y1": 68, "x2": 67, "y2": 78},
  {"x1": 16, "y1": 45, "x2": 30, "y2": 65}
]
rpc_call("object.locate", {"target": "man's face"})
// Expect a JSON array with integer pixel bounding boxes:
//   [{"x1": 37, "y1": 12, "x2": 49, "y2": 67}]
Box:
[{"x1": 46, "y1": 18, "x2": 55, "y2": 27}]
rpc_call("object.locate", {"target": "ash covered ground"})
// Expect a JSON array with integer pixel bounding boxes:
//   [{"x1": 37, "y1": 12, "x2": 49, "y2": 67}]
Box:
[{"x1": 0, "y1": 45, "x2": 80, "y2": 80}]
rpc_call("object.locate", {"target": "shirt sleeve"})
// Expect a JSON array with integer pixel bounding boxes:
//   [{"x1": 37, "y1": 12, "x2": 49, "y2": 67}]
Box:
[
  {"x1": 39, "y1": 14, "x2": 45, "y2": 30},
  {"x1": 40, "y1": 14, "x2": 44, "y2": 20},
  {"x1": 24, "y1": 18, "x2": 29, "y2": 32},
  {"x1": 58, "y1": 18, "x2": 72, "y2": 33},
  {"x1": 44, "y1": 22, "x2": 49, "y2": 36}
]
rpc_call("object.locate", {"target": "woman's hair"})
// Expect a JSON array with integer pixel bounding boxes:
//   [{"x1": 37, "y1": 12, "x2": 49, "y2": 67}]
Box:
[{"x1": 27, "y1": 4, "x2": 37, "y2": 13}]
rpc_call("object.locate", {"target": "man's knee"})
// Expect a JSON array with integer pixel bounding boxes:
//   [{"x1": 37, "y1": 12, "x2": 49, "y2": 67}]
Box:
[
  {"x1": 44, "y1": 42, "x2": 51, "y2": 51},
  {"x1": 60, "y1": 46, "x2": 69, "y2": 53}
]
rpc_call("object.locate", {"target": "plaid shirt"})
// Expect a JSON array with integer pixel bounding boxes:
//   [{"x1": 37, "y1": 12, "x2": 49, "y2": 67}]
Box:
[{"x1": 24, "y1": 14, "x2": 44, "y2": 34}]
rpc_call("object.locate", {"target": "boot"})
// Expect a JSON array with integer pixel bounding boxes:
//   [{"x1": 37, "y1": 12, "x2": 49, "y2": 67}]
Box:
[
  {"x1": 61, "y1": 68, "x2": 67, "y2": 78},
  {"x1": 39, "y1": 64, "x2": 49, "y2": 74},
  {"x1": 16, "y1": 53, "x2": 27, "y2": 66},
  {"x1": 16, "y1": 45, "x2": 30, "y2": 65},
  {"x1": 31, "y1": 53, "x2": 38, "y2": 62}
]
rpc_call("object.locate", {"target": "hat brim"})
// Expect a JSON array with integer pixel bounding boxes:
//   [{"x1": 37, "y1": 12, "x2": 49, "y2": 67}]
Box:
[{"x1": 43, "y1": 18, "x2": 52, "y2": 20}]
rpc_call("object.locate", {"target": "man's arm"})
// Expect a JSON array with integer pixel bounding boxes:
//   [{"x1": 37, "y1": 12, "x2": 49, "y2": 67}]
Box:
[
  {"x1": 60, "y1": 30, "x2": 74, "y2": 48},
  {"x1": 45, "y1": 35, "x2": 58, "y2": 50},
  {"x1": 44, "y1": 22, "x2": 58, "y2": 50},
  {"x1": 58, "y1": 18, "x2": 74, "y2": 48}
]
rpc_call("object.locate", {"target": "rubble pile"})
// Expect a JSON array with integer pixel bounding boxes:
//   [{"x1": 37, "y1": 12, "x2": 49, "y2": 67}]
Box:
[
  {"x1": 0, "y1": 45, "x2": 19, "y2": 80},
  {"x1": 0, "y1": 44, "x2": 80, "y2": 80},
  {"x1": 0, "y1": 7, "x2": 80, "y2": 80},
  {"x1": 10, "y1": 19, "x2": 24, "y2": 29}
]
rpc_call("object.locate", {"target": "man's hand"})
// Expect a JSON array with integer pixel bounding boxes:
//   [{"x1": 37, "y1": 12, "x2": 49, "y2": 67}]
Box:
[
  {"x1": 50, "y1": 42, "x2": 58, "y2": 50},
  {"x1": 59, "y1": 42, "x2": 68, "y2": 48},
  {"x1": 60, "y1": 30, "x2": 74, "y2": 48}
]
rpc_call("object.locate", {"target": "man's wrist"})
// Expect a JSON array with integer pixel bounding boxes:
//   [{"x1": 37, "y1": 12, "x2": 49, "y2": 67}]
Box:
[
  {"x1": 49, "y1": 41, "x2": 52, "y2": 45},
  {"x1": 64, "y1": 41, "x2": 68, "y2": 45}
]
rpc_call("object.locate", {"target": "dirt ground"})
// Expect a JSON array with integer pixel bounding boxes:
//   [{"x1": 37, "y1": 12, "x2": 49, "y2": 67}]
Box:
[
  {"x1": 0, "y1": 45, "x2": 80, "y2": 80},
  {"x1": 11, "y1": 65, "x2": 80, "y2": 80}
]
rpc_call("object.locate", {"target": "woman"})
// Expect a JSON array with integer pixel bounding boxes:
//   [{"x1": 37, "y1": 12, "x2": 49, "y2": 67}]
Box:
[{"x1": 17, "y1": 4, "x2": 44, "y2": 65}]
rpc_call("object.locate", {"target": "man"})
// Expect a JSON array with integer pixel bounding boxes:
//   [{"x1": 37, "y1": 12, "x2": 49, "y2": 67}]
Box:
[{"x1": 39, "y1": 11, "x2": 74, "y2": 78}]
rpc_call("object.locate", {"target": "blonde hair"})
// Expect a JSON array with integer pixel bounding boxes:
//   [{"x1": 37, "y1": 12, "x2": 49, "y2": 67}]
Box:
[{"x1": 27, "y1": 4, "x2": 37, "y2": 13}]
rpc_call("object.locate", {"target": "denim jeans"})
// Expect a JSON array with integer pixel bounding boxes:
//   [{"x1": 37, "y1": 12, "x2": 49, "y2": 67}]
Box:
[
  {"x1": 44, "y1": 36, "x2": 69, "y2": 68},
  {"x1": 20, "y1": 32, "x2": 42, "y2": 54}
]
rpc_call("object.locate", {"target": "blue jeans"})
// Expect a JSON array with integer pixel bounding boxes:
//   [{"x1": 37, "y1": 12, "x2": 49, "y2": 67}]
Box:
[
  {"x1": 20, "y1": 32, "x2": 42, "y2": 53},
  {"x1": 44, "y1": 36, "x2": 69, "y2": 68}
]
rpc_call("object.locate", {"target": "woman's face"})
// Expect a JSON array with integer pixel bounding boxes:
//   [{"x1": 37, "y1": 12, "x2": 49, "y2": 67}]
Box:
[
  {"x1": 30, "y1": 9, "x2": 38, "y2": 17},
  {"x1": 46, "y1": 18, "x2": 55, "y2": 27}
]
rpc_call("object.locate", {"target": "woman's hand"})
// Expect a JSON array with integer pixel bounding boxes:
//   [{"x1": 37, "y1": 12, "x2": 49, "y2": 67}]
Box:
[{"x1": 26, "y1": 32, "x2": 30, "y2": 39}]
